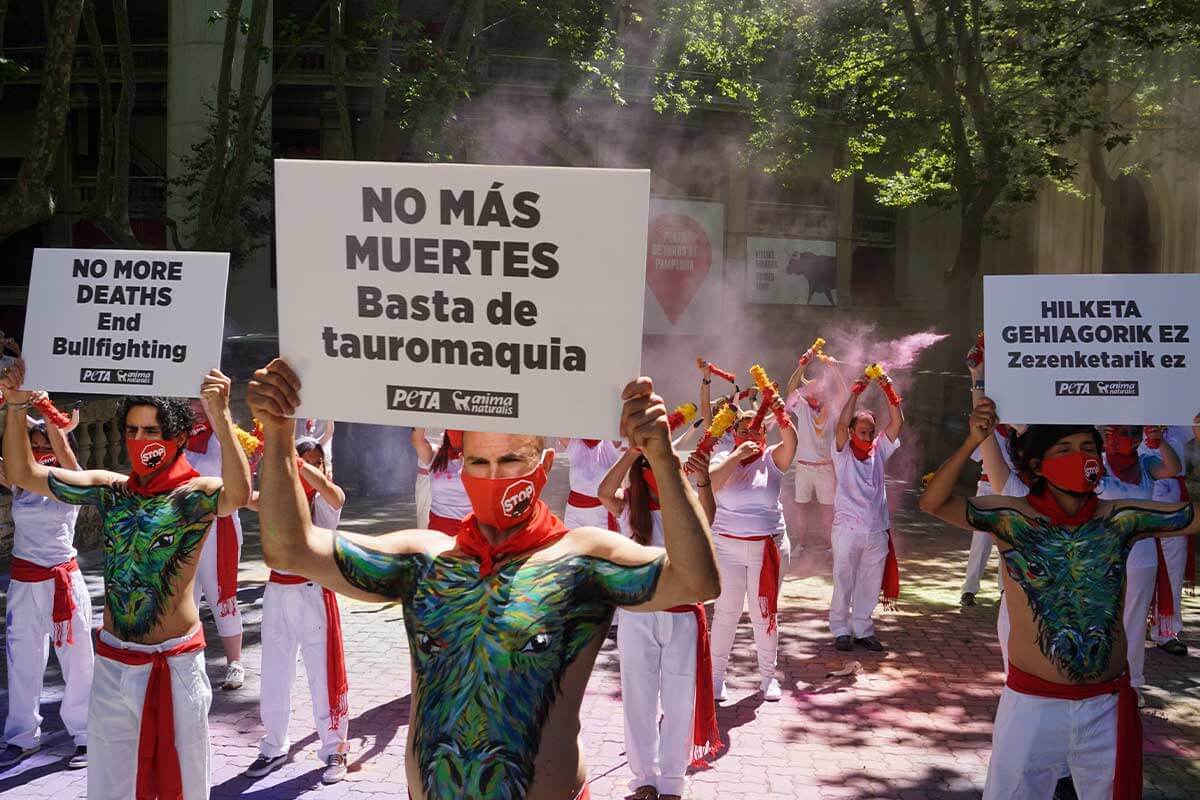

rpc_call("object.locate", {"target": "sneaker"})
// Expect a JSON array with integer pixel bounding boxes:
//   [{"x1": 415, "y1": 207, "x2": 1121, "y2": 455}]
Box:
[
  {"x1": 713, "y1": 679, "x2": 727, "y2": 703},
  {"x1": 67, "y1": 746, "x2": 87, "y2": 769},
  {"x1": 1157, "y1": 638, "x2": 1188, "y2": 656},
  {"x1": 0, "y1": 743, "x2": 38, "y2": 768},
  {"x1": 854, "y1": 636, "x2": 884, "y2": 652},
  {"x1": 1053, "y1": 776, "x2": 1079, "y2": 800},
  {"x1": 761, "y1": 677, "x2": 782, "y2": 701},
  {"x1": 834, "y1": 635, "x2": 853, "y2": 652},
  {"x1": 625, "y1": 787, "x2": 658, "y2": 800},
  {"x1": 322, "y1": 753, "x2": 348, "y2": 784},
  {"x1": 244, "y1": 753, "x2": 287, "y2": 778},
  {"x1": 960, "y1": 592, "x2": 977, "y2": 607},
  {"x1": 222, "y1": 661, "x2": 245, "y2": 691}
]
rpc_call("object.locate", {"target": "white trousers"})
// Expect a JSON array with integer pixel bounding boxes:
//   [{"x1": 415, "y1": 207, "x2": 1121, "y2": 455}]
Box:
[
  {"x1": 1149, "y1": 479, "x2": 1187, "y2": 643},
  {"x1": 1123, "y1": 564, "x2": 1157, "y2": 688},
  {"x1": 962, "y1": 531, "x2": 997, "y2": 595},
  {"x1": 563, "y1": 503, "x2": 610, "y2": 531},
  {"x1": 259, "y1": 582, "x2": 349, "y2": 760},
  {"x1": 617, "y1": 610, "x2": 698, "y2": 796},
  {"x1": 710, "y1": 531, "x2": 790, "y2": 682},
  {"x1": 88, "y1": 631, "x2": 212, "y2": 800},
  {"x1": 416, "y1": 470, "x2": 431, "y2": 529},
  {"x1": 829, "y1": 527, "x2": 889, "y2": 639},
  {"x1": 983, "y1": 686, "x2": 1117, "y2": 799},
  {"x1": 4, "y1": 571, "x2": 94, "y2": 747},
  {"x1": 192, "y1": 514, "x2": 243, "y2": 639}
]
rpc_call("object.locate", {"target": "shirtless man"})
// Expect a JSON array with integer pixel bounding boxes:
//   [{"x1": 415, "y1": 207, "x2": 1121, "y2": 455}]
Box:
[
  {"x1": 920, "y1": 401, "x2": 1200, "y2": 799},
  {"x1": 0, "y1": 359, "x2": 251, "y2": 800},
  {"x1": 247, "y1": 359, "x2": 720, "y2": 800}
]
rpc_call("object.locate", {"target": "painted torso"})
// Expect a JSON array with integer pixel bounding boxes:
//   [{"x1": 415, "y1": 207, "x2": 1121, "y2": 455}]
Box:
[
  {"x1": 49, "y1": 474, "x2": 219, "y2": 643},
  {"x1": 968, "y1": 498, "x2": 1193, "y2": 684},
  {"x1": 334, "y1": 533, "x2": 663, "y2": 800}
]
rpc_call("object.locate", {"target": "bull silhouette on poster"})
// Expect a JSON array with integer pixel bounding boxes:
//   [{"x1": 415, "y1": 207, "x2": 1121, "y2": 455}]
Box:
[{"x1": 785, "y1": 249, "x2": 837, "y2": 305}]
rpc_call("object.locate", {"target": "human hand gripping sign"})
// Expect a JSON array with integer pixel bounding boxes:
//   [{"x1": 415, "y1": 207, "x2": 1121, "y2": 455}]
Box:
[
  {"x1": 620, "y1": 378, "x2": 673, "y2": 463},
  {"x1": 247, "y1": 359, "x2": 302, "y2": 433}
]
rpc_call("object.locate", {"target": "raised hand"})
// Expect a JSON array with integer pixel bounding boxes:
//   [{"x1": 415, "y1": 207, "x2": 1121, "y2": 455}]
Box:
[
  {"x1": 200, "y1": 369, "x2": 233, "y2": 417},
  {"x1": 0, "y1": 358, "x2": 30, "y2": 405},
  {"x1": 967, "y1": 397, "x2": 997, "y2": 447},
  {"x1": 620, "y1": 377, "x2": 672, "y2": 460},
  {"x1": 247, "y1": 359, "x2": 302, "y2": 430}
]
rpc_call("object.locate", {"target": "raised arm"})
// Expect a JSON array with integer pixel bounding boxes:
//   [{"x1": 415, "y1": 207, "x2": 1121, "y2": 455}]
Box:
[
  {"x1": 835, "y1": 375, "x2": 869, "y2": 450},
  {"x1": 698, "y1": 360, "x2": 713, "y2": 429},
  {"x1": 318, "y1": 419, "x2": 334, "y2": 446},
  {"x1": 709, "y1": 440, "x2": 758, "y2": 492},
  {"x1": 1145, "y1": 432, "x2": 1181, "y2": 479},
  {"x1": 884, "y1": 388, "x2": 904, "y2": 442},
  {"x1": 771, "y1": 392, "x2": 798, "y2": 470},
  {"x1": 685, "y1": 448, "x2": 716, "y2": 524},
  {"x1": 918, "y1": 401, "x2": 997, "y2": 530},
  {"x1": 0, "y1": 361, "x2": 119, "y2": 497},
  {"x1": 410, "y1": 427, "x2": 435, "y2": 465},
  {"x1": 299, "y1": 459, "x2": 346, "y2": 510},
  {"x1": 202, "y1": 369, "x2": 252, "y2": 516},
  {"x1": 32, "y1": 393, "x2": 82, "y2": 471},
  {"x1": 597, "y1": 446, "x2": 642, "y2": 519},
  {"x1": 618, "y1": 377, "x2": 719, "y2": 609},
  {"x1": 249, "y1": 358, "x2": 429, "y2": 602}
]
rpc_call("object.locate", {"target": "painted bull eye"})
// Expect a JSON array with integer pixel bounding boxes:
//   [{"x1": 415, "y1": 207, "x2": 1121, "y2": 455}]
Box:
[
  {"x1": 520, "y1": 632, "x2": 551, "y2": 654},
  {"x1": 416, "y1": 631, "x2": 443, "y2": 654},
  {"x1": 151, "y1": 533, "x2": 176, "y2": 549}
]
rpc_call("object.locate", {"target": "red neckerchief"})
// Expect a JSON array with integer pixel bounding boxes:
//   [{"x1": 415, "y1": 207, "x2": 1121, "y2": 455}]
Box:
[
  {"x1": 996, "y1": 424, "x2": 1011, "y2": 438},
  {"x1": 1027, "y1": 487, "x2": 1099, "y2": 528},
  {"x1": 297, "y1": 458, "x2": 318, "y2": 503},
  {"x1": 457, "y1": 501, "x2": 569, "y2": 577},
  {"x1": 125, "y1": 454, "x2": 200, "y2": 496},
  {"x1": 804, "y1": 394, "x2": 823, "y2": 413},
  {"x1": 581, "y1": 439, "x2": 600, "y2": 449},
  {"x1": 849, "y1": 436, "x2": 874, "y2": 462}
]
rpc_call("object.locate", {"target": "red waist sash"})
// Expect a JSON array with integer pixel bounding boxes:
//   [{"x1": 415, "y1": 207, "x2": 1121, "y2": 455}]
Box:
[
  {"x1": 717, "y1": 533, "x2": 781, "y2": 634},
  {"x1": 666, "y1": 603, "x2": 723, "y2": 765},
  {"x1": 266, "y1": 570, "x2": 348, "y2": 729},
  {"x1": 11, "y1": 556, "x2": 79, "y2": 646},
  {"x1": 428, "y1": 511, "x2": 463, "y2": 536},
  {"x1": 1006, "y1": 664, "x2": 1140, "y2": 800},
  {"x1": 566, "y1": 491, "x2": 618, "y2": 531}
]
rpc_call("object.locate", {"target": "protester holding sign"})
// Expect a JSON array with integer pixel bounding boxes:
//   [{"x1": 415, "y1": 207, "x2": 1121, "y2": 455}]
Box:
[
  {"x1": 598, "y1": 446, "x2": 721, "y2": 800},
  {"x1": 248, "y1": 435, "x2": 350, "y2": 785},
  {"x1": 248, "y1": 359, "x2": 718, "y2": 800},
  {"x1": 0, "y1": 359, "x2": 251, "y2": 800},
  {"x1": 920, "y1": 400, "x2": 1200, "y2": 800},
  {"x1": 0, "y1": 403, "x2": 92, "y2": 771},
  {"x1": 706, "y1": 394, "x2": 797, "y2": 704},
  {"x1": 185, "y1": 399, "x2": 247, "y2": 691},
  {"x1": 411, "y1": 428, "x2": 472, "y2": 536},
  {"x1": 828, "y1": 370, "x2": 904, "y2": 654}
]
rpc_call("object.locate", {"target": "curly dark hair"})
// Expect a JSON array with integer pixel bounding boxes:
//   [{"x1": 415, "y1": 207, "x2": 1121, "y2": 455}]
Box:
[
  {"x1": 1013, "y1": 425, "x2": 1104, "y2": 492},
  {"x1": 117, "y1": 396, "x2": 195, "y2": 441}
]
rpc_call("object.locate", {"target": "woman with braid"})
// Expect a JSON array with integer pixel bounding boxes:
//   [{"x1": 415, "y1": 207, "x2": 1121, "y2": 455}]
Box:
[
  {"x1": 921, "y1": 400, "x2": 1200, "y2": 799},
  {"x1": 599, "y1": 447, "x2": 720, "y2": 800}
]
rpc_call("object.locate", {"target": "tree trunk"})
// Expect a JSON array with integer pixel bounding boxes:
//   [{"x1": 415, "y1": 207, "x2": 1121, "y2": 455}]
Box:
[
  {"x1": 945, "y1": 196, "x2": 993, "y2": 349},
  {"x1": 330, "y1": 1, "x2": 355, "y2": 159},
  {"x1": 0, "y1": 0, "x2": 86, "y2": 242},
  {"x1": 361, "y1": 2, "x2": 397, "y2": 162}
]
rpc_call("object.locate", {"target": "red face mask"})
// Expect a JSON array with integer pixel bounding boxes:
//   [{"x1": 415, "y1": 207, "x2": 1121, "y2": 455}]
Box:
[
  {"x1": 1040, "y1": 451, "x2": 1104, "y2": 494},
  {"x1": 35, "y1": 452, "x2": 57, "y2": 467},
  {"x1": 849, "y1": 434, "x2": 874, "y2": 461},
  {"x1": 460, "y1": 454, "x2": 551, "y2": 531},
  {"x1": 127, "y1": 438, "x2": 179, "y2": 477},
  {"x1": 1103, "y1": 429, "x2": 1140, "y2": 457},
  {"x1": 186, "y1": 420, "x2": 213, "y2": 454}
]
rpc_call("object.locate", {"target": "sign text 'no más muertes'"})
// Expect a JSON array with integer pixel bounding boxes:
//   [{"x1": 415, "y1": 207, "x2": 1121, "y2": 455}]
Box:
[
  {"x1": 984, "y1": 274, "x2": 1199, "y2": 425},
  {"x1": 21, "y1": 248, "x2": 229, "y2": 397},
  {"x1": 274, "y1": 160, "x2": 650, "y2": 439}
]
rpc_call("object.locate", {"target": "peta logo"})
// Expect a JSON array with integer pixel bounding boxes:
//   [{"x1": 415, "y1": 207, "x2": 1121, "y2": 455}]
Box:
[
  {"x1": 501, "y1": 480, "x2": 536, "y2": 518},
  {"x1": 1084, "y1": 457, "x2": 1103, "y2": 486},
  {"x1": 141, "y1": 442, "x2": 167, "y2": 469},
  {"x1": 386, "y1": 385, "x2": 519, "y2": 418}
]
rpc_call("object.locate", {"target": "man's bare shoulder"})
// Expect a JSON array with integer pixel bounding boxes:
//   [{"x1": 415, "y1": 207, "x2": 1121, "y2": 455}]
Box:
[
  {"x1": 555, "y1": 526, "x2": 664, "y2": 566},
  {"x1": 970, "y1": 494, "x2": 1033, "y2": 514},
  {"x1": 347, "y1": 527, "x2": 457, "y2": 558}
]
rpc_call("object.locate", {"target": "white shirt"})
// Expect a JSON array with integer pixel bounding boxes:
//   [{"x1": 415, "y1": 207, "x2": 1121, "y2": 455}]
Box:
[
  {"x1": 566, "y1": 439, "x2": 624, "y2": 499},
  {"x1": 971, "y1": 430, "x2": 1016, "y2": 497},
  {"x1": 785, "y1": 390, "x2": 834, "y2": 464},
  {"x1": 186, "y1": 432, "x2": 222, "y2": 478},
  {"x1": 711, "y1": 446, "x2": 786, "y2": 536},
  {"x1": 428, "y1": 455, "x2": 472, "y2": 521},
  {"x1": 617, "y1": 507, "x2": 664, "y2": 548},
  {"x1": 831, "y1": 435, "x2": 901, "y2": 534},
  {"x1": 311, "y1": 493, "x2": 343, "y2": 530},
  {"x1": 1098, "y1": 453, "x2": 1159, "y2": 568},
  {"x1": 11, "y1": 486, "x2": 80, "y2": 566}
]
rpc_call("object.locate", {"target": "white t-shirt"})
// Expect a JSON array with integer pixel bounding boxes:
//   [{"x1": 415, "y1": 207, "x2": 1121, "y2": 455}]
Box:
[
  {"x1": 1139, "y1": 425, "x2": 1194, "y2": 478},
  {"x1": 566, "y1": 439, "x2": 623, "y2": 499},
  {"x1": 311, "y1": 493, "x2": 343, "y2": 530},
  {"x1": 617, "y1": 506, "x2": 664, "y2": 548},
  {"x1": 1098, "y1": 453, "x2": 1159, "y2": 568},
  {"x1": 186, "y1": 433, "x2": 222, "y2": 478},
  {"x1": 831, "y1": 434, "x2": 901, "y2": 534},
  {"x1": 11, "y1": 486, "x2": 80, "y2": 566},
  {"x1": 711, "y1": 446, "x2": 786, "y2": 536},
  {"x1": 785, "y1": 390, "x2": 834, "y2": 464},
  {"x1": 428, "y1": 455, "x2": 472, "y2": 521}
]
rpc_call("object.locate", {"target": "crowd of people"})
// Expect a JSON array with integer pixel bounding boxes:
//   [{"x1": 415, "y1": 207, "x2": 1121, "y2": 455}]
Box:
[{"x1": 0, "y1": 331, "x2": 1197, "y2": 800}]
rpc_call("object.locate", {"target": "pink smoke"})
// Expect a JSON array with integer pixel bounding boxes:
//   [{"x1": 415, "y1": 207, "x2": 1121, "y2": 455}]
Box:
[{"x1": 873, "y1": 331, "x2": 951, "y2": 371}]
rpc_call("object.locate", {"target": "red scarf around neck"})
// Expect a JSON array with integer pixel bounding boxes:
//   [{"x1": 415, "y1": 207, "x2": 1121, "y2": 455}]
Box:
[
  {"x1": 457, "y1": 501, "x2": 570, "y2": 577},
  {"x1": 805, "y1": 395, "x2": 823, "y2": 413},
  {"x1": 849, "y1": 436, "x2": 874, "y2": 462},
  {"x1": 125, "y1": 453, "x2": 200, "y2": 496},
  {"x1": 1028, "y1": 487, "x2": 1099, "y2": 528}
]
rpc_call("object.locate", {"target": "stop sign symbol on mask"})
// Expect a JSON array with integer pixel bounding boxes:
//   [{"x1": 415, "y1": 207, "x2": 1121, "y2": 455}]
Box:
[{"x1": 645, "y1": 214, "x2": 712, "y2": 324}]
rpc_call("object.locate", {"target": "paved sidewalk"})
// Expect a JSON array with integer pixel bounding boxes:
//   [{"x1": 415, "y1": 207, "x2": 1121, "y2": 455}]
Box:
[{"x1": 2, "y1": 476, "x2": 1199, "y2": 799}]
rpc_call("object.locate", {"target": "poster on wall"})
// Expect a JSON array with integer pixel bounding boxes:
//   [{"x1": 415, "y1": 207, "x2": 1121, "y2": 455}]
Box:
[
  {"x1": 984, "y1": 273, "x2": 1200, "y2": 424},
  {"x1": 644, "y1": 198, "x2": 725, "y2": 334},
  {"x1": 745, "y1": 237, "x2": 837, "y2": 305},
  {"x1": 275, "y1": 160, "x2": 650, "y2": 439}
]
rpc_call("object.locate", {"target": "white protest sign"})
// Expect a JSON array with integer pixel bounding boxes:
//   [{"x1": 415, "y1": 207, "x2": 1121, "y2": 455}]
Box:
[
  {"x1": 22, "y1": 248, "x2": 229, "y2": 397},
  {"x1": 984, "y1": 274, "x2": 1200, "y2": 425},
  {"x1": 274, "y1": 160, "x2": 650, "y2": 439}
]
